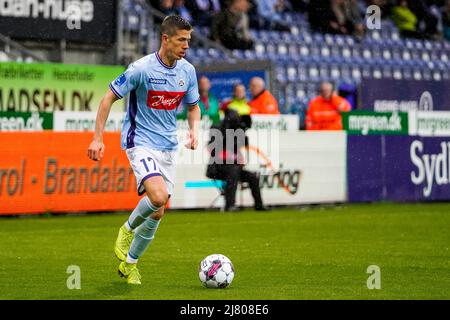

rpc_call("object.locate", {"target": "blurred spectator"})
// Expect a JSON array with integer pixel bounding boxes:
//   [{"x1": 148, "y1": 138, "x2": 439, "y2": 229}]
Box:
[
  {"x1": 343, "y1": 0, "x2": 366, "y2": 38},
  {"x1": 288, "y1": 0, "x2": 308, "y2": 12},
  {"x1": 308, "y1": 0, "x2": 333, "y2": 33},
  {"x1": 443, "y1": 0, "x2": 450, "y2": 41},
  {"x1": 152, "y1": 0, "x2": 193, "y2": 23},
  {"x1": 407, "y1": 0, "x2": 439, "y2": 39},
  {"x1": 248, "y1": 77, "x2": 280, "y2": 115},
  {"x1": 306, "y1": 82, "x2": 351, "y2": 131},
  {"x1": 391, "y1": 0, "x2": 424, "y2": 39},
  {"x1": 206, "y1": 108, "x2": 267, "y2": 212},
  {"x1": 157, "y1": 0, "x2": 177, "y2": 15},
  {"x1": 251, "y1": 0, "x2": 292, "y2": 31},
  {"x1": 221, "y1": 83, "x2": 252, "y2": 115},
  {"x1": 308, "y1": 0, "x2": 364, "y2": 36},
  {"x1": 210, "y1": 0, "x2": 254, "y2": 50},
  {"x1": 185, "y1": 0, "x2": 221, "y2": 26},
  {"x1": 174, "y1": 0, "x2": 193, "y2": 22},
  {"x1": 365, "y1": 0, "x2": 394, "y2": 19},
  {"x1": 198, "y1": 76, "x2": 221, "y2": 123}
]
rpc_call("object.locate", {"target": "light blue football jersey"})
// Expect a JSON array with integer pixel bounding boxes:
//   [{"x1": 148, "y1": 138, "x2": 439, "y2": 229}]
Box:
[{"x1": 109, "y1": 52, "x2": 200, "y2": 151}]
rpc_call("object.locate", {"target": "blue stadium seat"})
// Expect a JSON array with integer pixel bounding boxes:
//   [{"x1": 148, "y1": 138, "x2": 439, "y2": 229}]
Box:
[
  {"x1": 277, "y1": 43, "x2": 289, "y2": 58},
  {"x1": 286, "y1": 64, "x2": 298, "y2": 82},
  {"x1": 254, "y1": 43, "x2": 265, "y2": 59},
  {"x1": 308, "y1": 63, "x2": 320, "y2": 81},
  {"x1": 275, "y1": 64, "x2": 287, "y2": 83},
  {"x1": 297, "y1": 61, "x2": 309, "y2": 81}
]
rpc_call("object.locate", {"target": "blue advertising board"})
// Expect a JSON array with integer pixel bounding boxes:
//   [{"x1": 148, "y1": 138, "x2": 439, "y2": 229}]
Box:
[
  {"x1": 348, "y1": 135, "x2": 450, "y2": 202},
  {"x1": 360, "y1": 79, "x2": 450, "y2": 112}
]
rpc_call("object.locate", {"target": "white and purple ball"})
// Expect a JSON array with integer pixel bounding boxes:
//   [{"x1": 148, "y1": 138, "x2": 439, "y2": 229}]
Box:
[{"x1": 198, "y1": 254, "x2": 235, "y2": 289}]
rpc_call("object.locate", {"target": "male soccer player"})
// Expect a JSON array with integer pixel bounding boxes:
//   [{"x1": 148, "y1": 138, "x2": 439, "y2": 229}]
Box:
[{"x1": 87, "y1": 16, "x2": 200, "y2": 285}]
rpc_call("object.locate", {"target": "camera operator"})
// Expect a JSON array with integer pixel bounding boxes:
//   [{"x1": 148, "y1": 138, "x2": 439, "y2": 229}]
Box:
[{"x1": 206, "y1": 108, "x2": 268, "y2": 212}]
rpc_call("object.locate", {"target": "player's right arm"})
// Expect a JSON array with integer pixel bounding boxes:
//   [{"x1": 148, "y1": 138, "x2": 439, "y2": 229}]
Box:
[
  {"x1": 87, "y1": 62, "x2": 140, "y2": 161},
  {"x1": 87, "y1": 89, "x2": 119, "y2": 161}
]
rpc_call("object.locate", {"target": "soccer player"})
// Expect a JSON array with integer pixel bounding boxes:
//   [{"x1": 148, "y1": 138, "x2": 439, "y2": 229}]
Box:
[{"x1": 87, "y1": 16, "x2": 200, "y2": 285}]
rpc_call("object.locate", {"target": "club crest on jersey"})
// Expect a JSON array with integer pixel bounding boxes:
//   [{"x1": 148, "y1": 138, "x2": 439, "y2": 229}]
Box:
[
  {"x1": 149, "y1": 78, "x2": 167, "y2": 85},
  {"x1": 178, "y1": 79, "x2": 185, "y2": 87},
  {"x1": 115, "y1": 74, "x2": 126, "y2": 86}
]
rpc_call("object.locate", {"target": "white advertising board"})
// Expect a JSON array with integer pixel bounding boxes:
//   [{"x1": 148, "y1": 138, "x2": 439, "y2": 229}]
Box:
[{"x1": 170, "y1": 131, "x2": 347, "y2": 209}]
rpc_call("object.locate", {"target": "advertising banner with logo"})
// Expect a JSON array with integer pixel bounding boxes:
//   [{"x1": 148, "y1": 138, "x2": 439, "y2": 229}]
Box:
[
  {"x1": 348, "y1": 135, "x2": 450, "y2": 202},
  {"x1": 408, "y1": 111, "x2": 450, "y2": 137},
  {"x1": 0, "y1": 130, "x2": 345, "y2": 215},
  {"x1": 0, "y1": 112, "x2": 53, "y2": 131},
  {"x1": 53, "y1": 111, "x2": 125, "y2": 131},
  {"x1": 249, "y1": 114, "x2": 299, "y2": 132},
  {"x1": 0, "y1": 62, "x2": 124, "y2": 113},
  {"x1": 360, "y1": 79, "x2": 450, "y2": 112},
  {"x1": 170, "y1": 131, "x2": 347, "y2": 208},
  {"x1": 0, "y1": 132, "x2": 138, "y2": 215},
  {"x1": 0, "y1": 0, "x2": 117, "y2": 44},
  {"x1": 342, "y1": 111, "x2": 408, "y2": 135}
]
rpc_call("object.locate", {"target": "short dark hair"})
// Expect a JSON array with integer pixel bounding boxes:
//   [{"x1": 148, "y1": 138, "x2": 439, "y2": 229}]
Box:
[{"x1": 161, "y1": 15, "x2": 193, "y2": 37}]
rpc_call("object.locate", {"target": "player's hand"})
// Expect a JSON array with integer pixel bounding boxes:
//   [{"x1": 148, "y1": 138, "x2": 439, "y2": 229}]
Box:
[
  {"x1": 184, "y1": 130, "x2": 198, "y2": 150},
  {"x1": 87, "y1": 139, "x2": 105, "y2": 161}
]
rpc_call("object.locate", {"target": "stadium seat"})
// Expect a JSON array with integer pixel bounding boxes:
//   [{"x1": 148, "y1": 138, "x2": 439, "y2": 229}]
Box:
[
  {"x1": 286, "y1": 64, "x2": 298, "y2": 82},
  {"x1": 308, "y1": 63, "x2": 320, "y2": 81}
]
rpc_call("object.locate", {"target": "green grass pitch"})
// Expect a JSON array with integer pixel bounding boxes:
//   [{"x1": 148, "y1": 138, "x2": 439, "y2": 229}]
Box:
[{"x1": 0, "y1": 203, "x2": 449, "y2": 300}]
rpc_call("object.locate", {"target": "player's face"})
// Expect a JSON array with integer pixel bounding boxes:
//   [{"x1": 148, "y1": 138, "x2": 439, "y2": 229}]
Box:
[{"x1": 165, "y1": 29, "x2": 192, "y2": 60}]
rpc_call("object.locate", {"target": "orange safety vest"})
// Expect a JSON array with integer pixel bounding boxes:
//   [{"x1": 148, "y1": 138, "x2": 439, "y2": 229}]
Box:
[
  {"x1": 249, "y1": 90, "x2": 280, "y2": 115},
  {"x1": 306, "y1": 95, "x2": 351, "y2": 130}
]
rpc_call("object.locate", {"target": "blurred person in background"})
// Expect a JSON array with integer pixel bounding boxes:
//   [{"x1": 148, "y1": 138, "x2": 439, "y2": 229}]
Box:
[
  {"x1": 308, "y1": 0, "x2": 364, "y2": 36},
  {"x1": 391, "y1": 0, "x2": 424, "y2": 39},
  {"x1": 365, "y1": 0, "x2": 395, "y2": 19},
  {"x1": 443, "y1": 0, "x2": 450, "y2": 41},
  {"x1": 179, "y1": 75, "x2": 220, "y2": 123},
  {"x1": 185, "y1": 0, "x2": 221, "y2": 26},
  {"x1": 305, "y1": 81, "x2": 351, "y2": 131},
  {"x1": 210, "y1": 0, "x2": 254, "y2": 50},
  {"x1": 157, "y1": 0, "x2": 177, "y2": 16},
  {"x1": 343, "y1": 0, "x2": 366, "y2": 38},
  {"x1": 174, "y1": 0, "x2": 193, "y2": 22},
  {"x1": 252, "y1": 0, "x2": 292, "y2": 31},
  {"x1": 248, "y1": 77, "x2": 280, "y2": 115},
  {"x1": 221, "y1": 83, "x2": 252, "y2": 116},
  {"x1": 206, "y1": 108, "x2": 268, "y2": 212},
  {"x1": 407, "y1": 0, "x2": 439, "y2": 39},
  {"x1": 198, "y1": 75, "x2": 220, "y2": 123},
  {"x1": 288, "y1": 0, "x2": 309, "y2": 12}
]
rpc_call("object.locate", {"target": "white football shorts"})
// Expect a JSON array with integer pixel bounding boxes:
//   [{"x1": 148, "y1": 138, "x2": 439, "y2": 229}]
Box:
[{"x1": 126, "y1": 146, "x2": 177, "y2": 196}]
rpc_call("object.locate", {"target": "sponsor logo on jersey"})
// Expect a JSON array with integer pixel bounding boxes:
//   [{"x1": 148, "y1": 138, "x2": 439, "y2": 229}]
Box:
[
  {"x1": 149, "y1": 78, "x2": 167, "y2": 85},
  {"x1": 115, "y1": 74, "x2": 126, "y2": 86},
  {"x1": 147, "y1": 90, "x2": 186, "y2": 110}
]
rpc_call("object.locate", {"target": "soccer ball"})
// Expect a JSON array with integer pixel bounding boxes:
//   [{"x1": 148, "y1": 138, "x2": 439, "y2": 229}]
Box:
[{"x1": 198, "y1": 254, "x2": 235, "y2": 289}]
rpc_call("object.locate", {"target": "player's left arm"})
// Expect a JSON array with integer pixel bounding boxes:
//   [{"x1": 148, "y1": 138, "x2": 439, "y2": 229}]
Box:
[
  {"x1": 184, "y1": 66, "x2": 201, "y2": 150},
  {"x1": 186, "y1": 104, "x2": 201, "y2": 150}
]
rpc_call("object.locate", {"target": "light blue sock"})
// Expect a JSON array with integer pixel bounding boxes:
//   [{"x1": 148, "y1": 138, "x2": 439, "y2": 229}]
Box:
[
  {"x1": 127, "y1": 218, "x2": 161, "y2": 262},
  {"x1": 126, "y1": 197, "x2": 160, "y2": 230}
]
